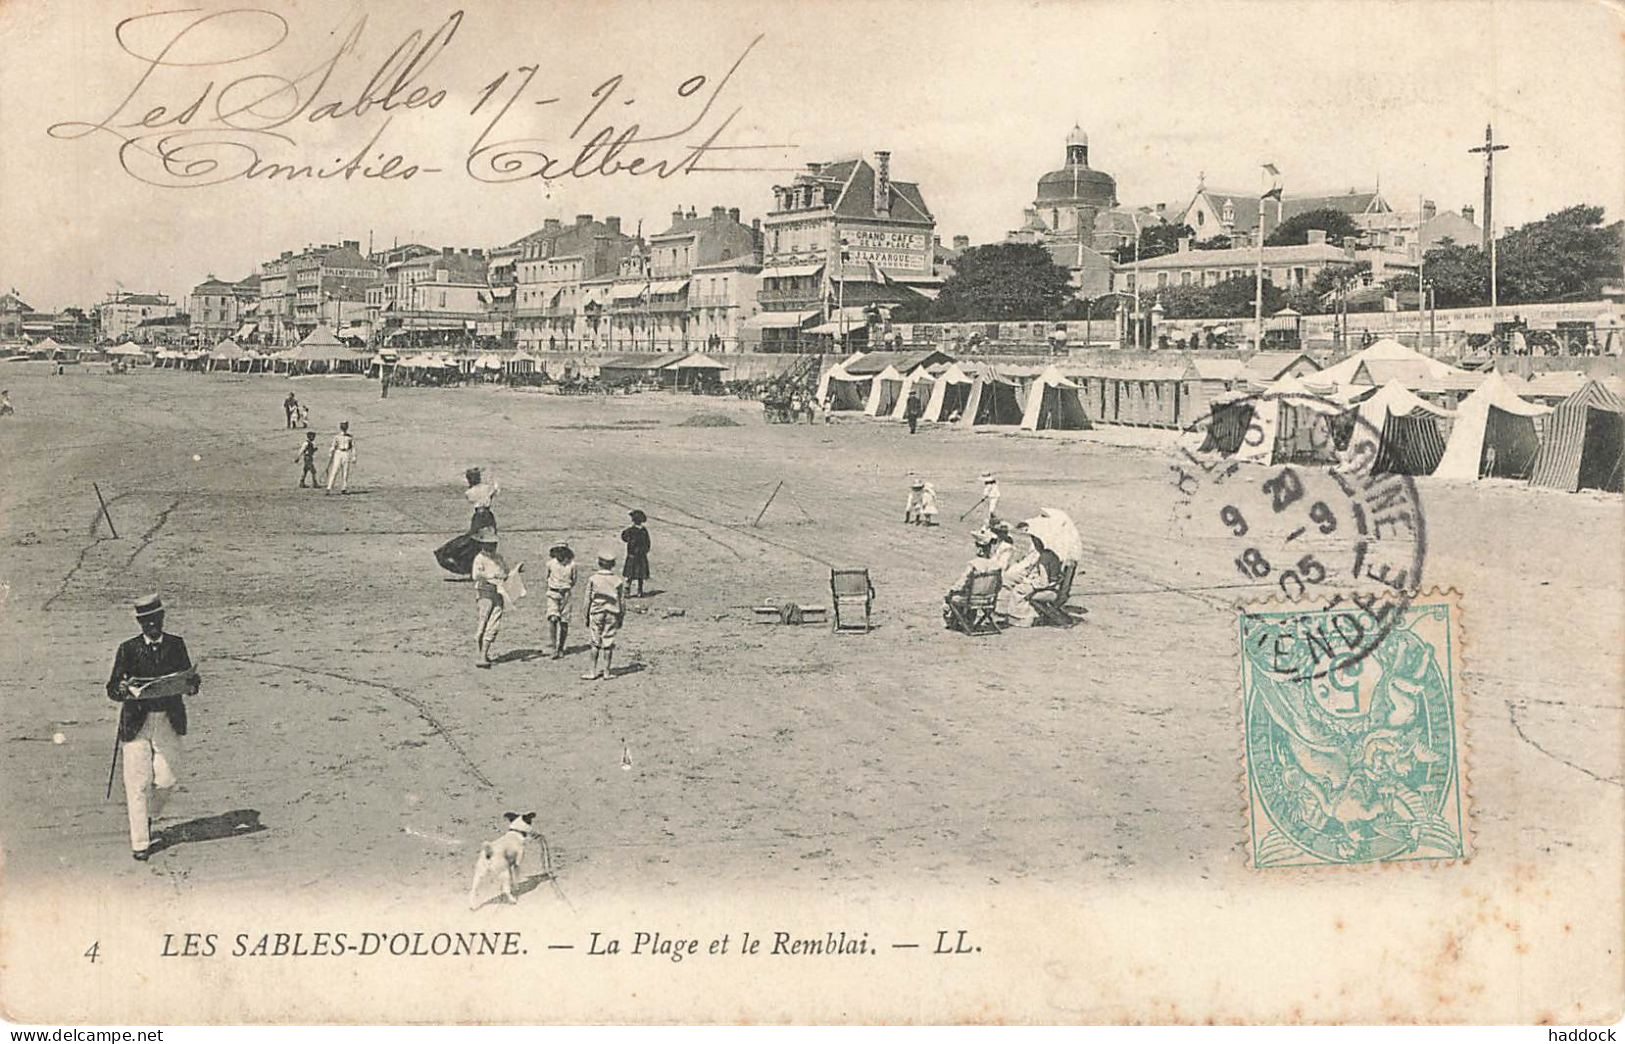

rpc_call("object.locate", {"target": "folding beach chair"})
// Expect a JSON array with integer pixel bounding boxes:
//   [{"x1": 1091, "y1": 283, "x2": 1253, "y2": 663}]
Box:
[
  {"x1": 945, "y1": 569, "x2": 1002, "y2": 636},
  {"x1": 830, "y1": 568, "x2": 875, "y2": 634},
  {"x1": 1030, "y1": 562, "x2": 1081, "y2": 628}
]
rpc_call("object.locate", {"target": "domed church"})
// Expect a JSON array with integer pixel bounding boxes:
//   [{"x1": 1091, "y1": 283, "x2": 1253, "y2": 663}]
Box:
[{"x1": 1007, "y1": 125, "x2": 1142, "y2": 297}]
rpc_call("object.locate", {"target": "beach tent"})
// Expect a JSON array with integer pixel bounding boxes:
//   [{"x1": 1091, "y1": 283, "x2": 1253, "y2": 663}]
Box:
[
  {"x1": 505, "y1": 351, "x2": 539, "y2": 374},
  {"x1": 1353, "y1": 380, "x2": 1454, "y2": 476},
  {"x1": 475, "y1": 352, "x2": 506, "y2": 370},
  {"x1": 921, "y1": 363, "x2": 976, "y2": 421},
  {"x1": 958, "y1": 371, "x2": 1024, "y2": 427},
  {"x1": 1019, "y1": 366, "x2": 1093, "y2": 431},
  {"x1": 208, "y1": 339, "x2": 251, "y2": 371},
  {"x1": 1317, "y1": 338, "x2": 1461, "y2": 389},
  {"x1": 1528, "y1": 380, "x2": 1625, "y2": 493},
  {"x1": 863, "y1": 365, "x2": 907, "y2": 417},
  {"x1": 889, "y1": 367, "x2": 939, "y2": 421},
  {"x1": 1435, "y1": 370, "x2": 1551, "y2": 481},
  {"x1": 1233, "y1": 374, "x2": 1352, "y2": 466},
  {"x1": 666, "y1": 352, "x2": 727, "y2": 389},
  {"x1": 816, "y1": 359, "x2": 873, "y2": 411},
  {"x1": 1200, "y1": 390, "x2": 1258, "y2": 455}
]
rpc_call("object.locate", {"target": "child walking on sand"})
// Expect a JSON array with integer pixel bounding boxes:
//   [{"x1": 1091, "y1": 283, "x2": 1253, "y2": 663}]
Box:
[
  {"x1": 582, "y1": 548, "x2": 626, "y2": 681},
  {"x1": 295, "y1": 432, "x2": 319, "y2": 488},
  {"x1": 621, "y1": 510, "x2": 651, "y2": 598},
  {"x1": 544, "y1": 543, "x2": 578, "y2": 659},
  {"x1": 918, "y1": 481, "x2": 939, "y2": 526}
]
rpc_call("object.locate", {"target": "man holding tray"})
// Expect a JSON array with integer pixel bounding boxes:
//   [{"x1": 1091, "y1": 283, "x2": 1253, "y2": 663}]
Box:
[{"x1": 105, "y1": 594, "x2": 199, "y2": 861}]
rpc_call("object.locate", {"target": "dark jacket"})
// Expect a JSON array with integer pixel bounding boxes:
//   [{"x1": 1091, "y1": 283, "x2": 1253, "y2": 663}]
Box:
[
  {"x1": 106, "y1": 633, "x2": 193, "y2": 742},
  {"x1": 904, "y1": 395, "x2": 923, "y2": 419}
]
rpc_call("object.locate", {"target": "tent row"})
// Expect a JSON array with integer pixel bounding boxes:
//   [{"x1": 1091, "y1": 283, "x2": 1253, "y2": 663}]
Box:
[{"x1": 1197, "y1": 365, "x2": 1622, "y2": 492}]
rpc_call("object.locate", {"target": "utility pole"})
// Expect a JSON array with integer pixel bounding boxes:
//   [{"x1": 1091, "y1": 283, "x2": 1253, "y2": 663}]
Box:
[{"x1": 1468, "y1": 124, "x2": 1509, "y2": 318}]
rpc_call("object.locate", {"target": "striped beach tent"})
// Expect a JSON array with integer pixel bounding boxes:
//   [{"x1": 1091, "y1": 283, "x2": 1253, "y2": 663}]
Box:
[
  {"x1": 1528, "y1": 380, "x2": 1625, "y2": 493},
  {"x1": 1353, "y1": 380, "x2": 1454, "y2": 476}
]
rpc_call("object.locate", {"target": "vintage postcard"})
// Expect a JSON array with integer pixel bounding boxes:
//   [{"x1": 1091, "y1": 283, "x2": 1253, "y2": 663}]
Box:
[{"x1": 1, "y1": 0, "x2": 1621, "y2": 1027}]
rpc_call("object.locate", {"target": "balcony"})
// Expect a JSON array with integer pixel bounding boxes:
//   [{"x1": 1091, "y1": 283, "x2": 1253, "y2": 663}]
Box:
[{"x1": 758, "y1": 289, "x2": 821, "y2": 306}]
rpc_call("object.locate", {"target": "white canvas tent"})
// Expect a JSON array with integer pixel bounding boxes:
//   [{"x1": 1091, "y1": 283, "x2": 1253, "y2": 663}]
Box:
[
  {"x1": 815, "y1": 358, "x2": 873, "y2": 411},
  {"x1": 889, "y1": 367, "x2": 938, "y2": 421},
  {"x1": 921, "y1": 363, "x2": 976, "y2": 422},
  {"x1": 958, "y1": 372, "x2": 1025, "y2": 427},
  {"x1": 1317, "y1": 338, "x2": 1462, "y2": 389},
  {"x1": 1435, "y1": 370, "x2": 1551, "y2": 481},
  {"x1": 1235, "y1": 374, "x2": 1352, "y2": 466},
  {"x1": 863, "y1": 365, "x2": 907, "y2": 416},
  {"x1": 1019, "y1": 366, "x2": 1094, "y2": 431},
  {"x1": 1353, "y1": 380, "x2": 1454, "y2": 476}
]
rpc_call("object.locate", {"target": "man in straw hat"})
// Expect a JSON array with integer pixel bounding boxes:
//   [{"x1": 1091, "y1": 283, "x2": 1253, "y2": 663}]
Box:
[
  {"x1": 470, "y1": 527, "x2": 510, "y2": 668},
  {"x1": 105, "y1": 594, "x2": 199, "y2": 860},
  {"x1": 581, "y1": 547, "x2": 627, "y2": 681}
]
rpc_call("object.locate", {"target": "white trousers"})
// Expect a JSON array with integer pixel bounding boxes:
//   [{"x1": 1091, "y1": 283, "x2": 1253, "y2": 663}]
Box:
[
  {"x1": 122, "y1": 713, "x2": 183, "y2": 851},
  {"x1": 326, "y1": 452, "x2": 353, "y2": 491}
]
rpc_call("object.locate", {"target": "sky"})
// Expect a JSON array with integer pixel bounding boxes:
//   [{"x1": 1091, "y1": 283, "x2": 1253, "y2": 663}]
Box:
[{"x1": 1, "y1": 0, "x2": 1622, "y2": 312}]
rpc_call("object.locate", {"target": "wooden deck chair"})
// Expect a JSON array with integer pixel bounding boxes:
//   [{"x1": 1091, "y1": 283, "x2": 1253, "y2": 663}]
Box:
[
  {"x1": 1030, "y1": 562, "x2": 1081, "y2": 628},
  {"x1": 946, "y1": 569, "x2": 1003, "y2": 635},
  {"x1": 830, "y1": 569, "x2": 875, "y2": 633}
]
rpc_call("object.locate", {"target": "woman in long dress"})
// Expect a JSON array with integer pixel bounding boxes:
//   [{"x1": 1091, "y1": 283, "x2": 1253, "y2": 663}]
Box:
[
  {"x1": 435, "y1": 467, "x2": 501, "y2": 576},
  {"x1": 621, "y1": 509, "x2": 651, "y2": 597}
]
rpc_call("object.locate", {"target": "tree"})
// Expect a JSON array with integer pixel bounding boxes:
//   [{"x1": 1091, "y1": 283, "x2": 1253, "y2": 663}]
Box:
[
  {"x1": 1496, "y1": 204, "x2": 1623, "y2": 303},
  {"x1": 1419, "y1": 238, "x2": 1487, "y2": 308},
  {"x1": 1113, "y1": 222, "x2": 1195, "y2": 264},
  {"x1": 1266, "y1": 207, "x2": 1361, "y2": 247},
  {"x1": 1208, "y1": 275, "x2": 1286, "y2": 318},
  {"x1": 922, "y1": 242, "x2": 1074, "y2": 321},
  {"x1": 1309, "y1": 260, "x2": 1370, "y2": 300},
  {"x1": 1193, "y1": 235, "x2": 1233, "y2": 251}
]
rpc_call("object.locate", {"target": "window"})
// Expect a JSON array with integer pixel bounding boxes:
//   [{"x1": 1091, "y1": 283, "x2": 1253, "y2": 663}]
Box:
[
  {"x1": 1181, "y1": 271, "x2": 1193, "y2": 286},
  {"x1": 1196, "y1": 210, "x2": 1205, "y2": 227},
  {"x1": 1157, "y1": 272, "x2": 1169, "y2": 289}
]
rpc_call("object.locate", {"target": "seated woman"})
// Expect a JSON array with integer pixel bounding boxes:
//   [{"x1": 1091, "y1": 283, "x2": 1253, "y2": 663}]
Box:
[
  {"x1": 1002, "y1": 530, "x2": 1063, "y2": 627},
  {"x1": 942, "y1": 531, "x2": 1001, "y2": 630}
]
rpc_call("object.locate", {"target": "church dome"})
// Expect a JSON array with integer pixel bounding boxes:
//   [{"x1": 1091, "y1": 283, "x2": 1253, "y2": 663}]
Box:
[
  {"x1": 1035, "y1": 126, "x2": 1117, "y2": 208},
  {"x1": 1035, "y1": 165, "x2": 1117, "y2": 208}
]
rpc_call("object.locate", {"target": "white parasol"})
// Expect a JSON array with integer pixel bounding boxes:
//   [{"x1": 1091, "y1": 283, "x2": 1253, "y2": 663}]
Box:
[{"x1": 1021, "y1": 508, "x2": 1084, "y2": 564}]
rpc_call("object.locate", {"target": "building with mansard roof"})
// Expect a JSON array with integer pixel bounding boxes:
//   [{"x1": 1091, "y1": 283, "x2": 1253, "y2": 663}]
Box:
[{"x1": 751, "y1": 150, "x2": 939, "y2": 351}]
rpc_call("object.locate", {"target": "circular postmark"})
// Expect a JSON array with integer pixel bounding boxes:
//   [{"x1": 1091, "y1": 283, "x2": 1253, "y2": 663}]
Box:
[{"x1": 1169, "y1": 387, "x2": 1428, "y2": 682}]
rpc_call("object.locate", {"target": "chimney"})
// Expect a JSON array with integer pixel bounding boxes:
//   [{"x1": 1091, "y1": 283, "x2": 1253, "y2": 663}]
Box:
[
  {"x1": 342, "y1": 240, "x2": 359, "y2": 251},
  {"x1": 472, "y1": 248, "x2": 484, "y2": 259},
  {"x1": 728, "y1": 207, "x2": 741, "y2": 224},
  {"x1": 1462, "y1": 204, "x2": 1476, "y2": 225},
  {"x1": 576, "y1": 214, "x2": 593, "y2": 227},
  {"x1": 442, "y1": 247, "x2": 453, "y2": 256},
  {"x1": 544, "y1": 218, "x2": 562, "y2": 232},
  {"x1": 1155, "y1": 203, "x2": 1166, "y2": 216},
  {"x1": 605, "y1": 216, "x2": 621, "y2": 235},
  {"x1": 873, "y1": 150, "x2": 892, "y2": 217},
  {"x1": 953, "y1": 235, "x2": 969, "y2": 250},
  {"x1": 1306, "y1": 229, "x2": 1327, "y2": 245},
  {"x1": 1422, "y1": 199, "x2": 1437, "y2": 222},
  {"x1": 1177, "y1": 236, "x2": 1192, "y2": 253},
  {"x1": 672, "y1": 208, "x2": 684, "y2": 225},
  {"x1": 711, "y1": 206, "x2": 726, "y2": 223},
  {"x1": 687, "y1": 206, "x2": 697, "y2": 219}
]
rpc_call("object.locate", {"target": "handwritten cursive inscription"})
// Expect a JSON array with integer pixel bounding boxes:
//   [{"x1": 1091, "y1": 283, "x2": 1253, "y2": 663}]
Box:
[{"x1": 47, "y1": 8, "x2": 785, "y2": 189}]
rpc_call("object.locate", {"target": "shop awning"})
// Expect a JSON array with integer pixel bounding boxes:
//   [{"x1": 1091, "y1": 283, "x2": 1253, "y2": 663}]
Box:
[
  {"x1": 743, "y1": 311, "x2": 816, "y2": 329},
  {"x1": 650, "y1": 279, "x2": 690, "y2": 295},
  {"x1": 611, "y1": 284, "x2": 647, "y2": 301},
  {"x1": 235, "y1": 323, "x2": 258, "y2": 338},
  {"x1": 761, "y1": 263, "x2": 824, "y2": 280}
]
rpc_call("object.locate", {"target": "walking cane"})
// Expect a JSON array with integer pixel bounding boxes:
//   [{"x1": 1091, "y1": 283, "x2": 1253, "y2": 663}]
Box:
[
  {"x1": 105, "y1": 712, "x2": 122, "y2": 800},
  {"x1": 957, "y1": 494, "x2": 988, "y2": 522}
]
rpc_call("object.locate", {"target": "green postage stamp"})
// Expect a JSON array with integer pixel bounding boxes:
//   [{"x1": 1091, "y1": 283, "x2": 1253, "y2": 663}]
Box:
[{"x1": 1240, "y1": 594, "x2": 1468, "y2": 868}]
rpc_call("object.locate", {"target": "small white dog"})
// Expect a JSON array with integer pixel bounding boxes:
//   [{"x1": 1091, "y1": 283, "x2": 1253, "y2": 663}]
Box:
[{"x1": 467, "y1": 812, "x2": 551, "y2": 909}]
